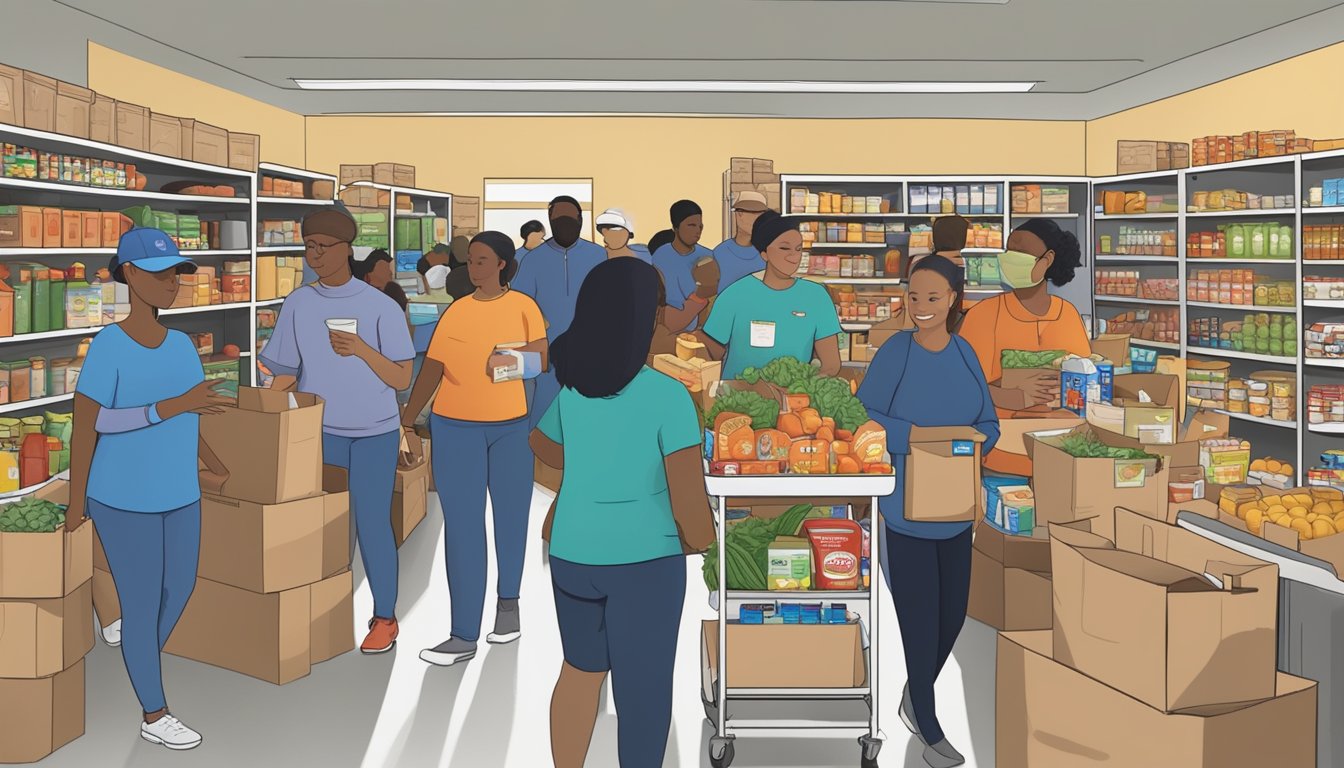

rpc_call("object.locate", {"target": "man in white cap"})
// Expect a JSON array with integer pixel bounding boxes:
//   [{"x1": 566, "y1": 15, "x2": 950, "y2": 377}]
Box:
[
  {"x1": 595, "y1": 208, "x2": 651, "y2": 263},
  {"x1": 713, "y1": 191, "x2": 769, "y2": 292}
]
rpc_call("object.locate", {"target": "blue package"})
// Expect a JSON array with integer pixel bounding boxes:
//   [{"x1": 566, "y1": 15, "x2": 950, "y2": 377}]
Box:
[
  {"x1": 800, "y1": 603, "x2": 823, "y2": 625},
  {"x1": 395, "y1": 249, "x2": 422, "y2": 274},
  {"x1": 779, "y1": 603, "x2": 801, "y2": 624},
  {"x1": 704, "y1": 429, "x2": 715, "y2": 461},
  {"x1": 1097, "y1": 361, "x2": 1114, "y2": 403},
  {"x1": 861, "y1": 557, "x2": 870, "y2": 588},
  {"x1": 739, "y1": 603, "x2": 775, "y2": 625},
  {"x1": 828, "y1": 603, "x2": 848, "y2": 624},
  {"x1": 1326, "y1": 179, "x2": 1340, "y2": 208},
  {"x1": 983, "y1": 475, "x2": 1030, "y2": 526},
  {"x1": 1131, "y1": 347, "x2": 1158, "y2": 373},
  {"x1": 951, "y1": 439, "x2": 976, "y2": 456}
]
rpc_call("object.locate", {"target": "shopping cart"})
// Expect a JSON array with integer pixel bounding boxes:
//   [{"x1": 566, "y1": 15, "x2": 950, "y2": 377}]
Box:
[{"x1": 702, "y1": 469, "x2": 895, "y2": 768}]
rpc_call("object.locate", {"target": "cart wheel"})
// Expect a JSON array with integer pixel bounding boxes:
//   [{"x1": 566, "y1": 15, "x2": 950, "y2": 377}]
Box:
[
  {"x1": 709, "y1": 736, "x2": 735, "y2": 768},
  {"x1": 859, "y1": 735, "x2": 882, "y2": 766}
]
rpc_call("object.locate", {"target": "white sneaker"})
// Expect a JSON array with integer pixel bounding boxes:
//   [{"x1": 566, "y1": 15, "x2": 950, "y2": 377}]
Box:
[
  {"x1": 140, "y1": 714, "x2": 202, "y2": 751},
  {"x1": 101, "y1": 619, "x2": 122, "y2": 647}
]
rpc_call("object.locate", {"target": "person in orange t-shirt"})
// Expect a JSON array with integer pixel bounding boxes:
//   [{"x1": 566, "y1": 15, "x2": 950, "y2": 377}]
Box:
[
  {"x1": 401, "y1": 231, "x2": 547, "y2": 667},
  {"x1": 959, "y1": 218, "x2": 1091, "y2": 475}
]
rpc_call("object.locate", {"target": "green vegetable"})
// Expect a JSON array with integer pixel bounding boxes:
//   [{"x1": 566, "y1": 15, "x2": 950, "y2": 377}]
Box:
[
  {"x1": 0, "y1": 497, "x2": 67, "y2": 533},
  {"x1": 705, "y1": 388, "x2": 780, "y2": 430},
  {"x1": 788, "y1": 376, "x2": 868, "y2": 432},
  {"x1": 703, "y1": 504, "x2": 815, "y2": 591},
  {"x1": 740, "y1": 357, "x2": 819, "y2": 390},
  {"x1": 1055, "y1": 434, "x2": 1154, "y2": 460},
  {"x1": 1001, "y1": 349, "x2": 1068, "y2": 370}
]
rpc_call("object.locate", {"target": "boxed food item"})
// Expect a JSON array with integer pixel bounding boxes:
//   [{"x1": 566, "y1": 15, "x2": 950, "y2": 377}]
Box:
[
  {"x1": 0, "y1": 481, "x2": 91, "y2": 599},
  {"x1": 227, "y1": 132, "x2": 260, "y2": 171},
  {"x1": 197, "y1": 494, "x2": 326, "y2": 594},
  {"x1": 199, "y1": 388, "x2": 324, "y2": 505},
  {"x1": 0, "y1": 581, "x2": 92, "y2": 678},
  {"x1": 22, "y1": 71, "x2": 57, "y2": 132},
  {"x1": 1116, "y1": 140, "x2": 1192, "y2": 174},
  {"x1": 0, "y1": 658, "x2": 85, "y2": 764},
  {"x1": 701, "y1": 621, "x2": 865, "y2": 693},
  {"x1": 0, "y1": 65, "x2": 22, "y2": 126},
  {"x1": 185, "y1": 120, "x2": 229, "y2": 167},
  {"x1": 904, "y1": 426, "x2": 985, "y2": 523},
  {"x1": 55, "y1": 82, "x2": 93, "y2": 139},
  {"x1": 766, "y1": 536, "x2": 811, "y2": 590},
  {"x1": 1051, "y1": 510, "x2": 1278, "y2": 711},
  {"x1": 148, "y1": 112, "x2": 183, "y2": 158},
  {"x1": 801, "y1": 519, "x2": 861, "y2": 590},
  {"x1": 372, "y1": 162, "x2": 415, "y2": 187},
  {"x1": 112, "y1": 101, "x2": 149, "y2": 151},
  {"x1": 1210, "y1": 485, "x2": 1344, "y2": 576},
  {"x1": 1025, "y1": 424, "x2": 1168, "y2": 540},
  {"x1": 997, "y1": 631, "x2": 1316, "y2": 768}
]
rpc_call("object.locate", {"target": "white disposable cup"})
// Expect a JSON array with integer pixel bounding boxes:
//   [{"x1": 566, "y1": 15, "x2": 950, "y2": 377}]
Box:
[{"x1": 326, "y1": 318, "x2": 358, "y2": 334}]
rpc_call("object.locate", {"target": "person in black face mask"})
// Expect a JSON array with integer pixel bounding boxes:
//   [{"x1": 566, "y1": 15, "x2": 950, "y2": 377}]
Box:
[{"x1": 510, "y1": 196, "x2": 606, "y2": 431}]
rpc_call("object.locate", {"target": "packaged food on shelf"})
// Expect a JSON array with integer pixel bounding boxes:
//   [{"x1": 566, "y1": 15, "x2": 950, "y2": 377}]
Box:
[
  {"x1": 908, "y1": 183, "x2": 1001, "y2": 215},
  {"x1": 1305, "y1": 177, "x2": 1344, "y2": 208},
  {"x1": 1099, "y1": 189, "x2": 1179, "y2": 215},
  {"x1": 1304, "y1": 223, "x2": 1344, "y2": 260},
  {"x1": 1304, "y1": 276, "x2": 1344, "y2": 300},
  {"x1": 1097, "y1": 308, "x2": 1180, "y2": 345},
  {"x1": 1308, "y1": 384, "x2": 1344, "y2": 424},
  {"x1": 1188, "y1": 189, "x2": 1294, "y2": 212},
  {"x1": 2, "y1": 142, "x2": 136, "y2": 190},
  {"x1": 787, "y1": 188, "x2": 897, "y2": 215},
  {"x1": 1188, "y1": 313, "x2": 1295, "y2": 358},
  {"x1": 1208, "y1": 485, "x2": 1344, "y2": 575},
  {"x1": 1304, "y1": 321, "x2": 1344, "y2": 359},
  {"x1": 1098, "y1": 226, "x2": 1178, "y2": 257},
  {"x1": 1192, "y1": 130, "x2": 1313, "y2": 166}
]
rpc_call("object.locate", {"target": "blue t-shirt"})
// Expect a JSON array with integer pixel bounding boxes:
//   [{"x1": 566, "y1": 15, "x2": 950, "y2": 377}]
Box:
[
  {"x1": 539, "y1": 367, "x2": 702, "y2": 565},
  {"x1": 652, "y1": 242, "x2": 714, "y2": 331},
  {"x1": 511, "y1": 238, "x2": 607, "y2": 342},
  {"x1": 712, "y1": 238, "x2": 765, "y2": 293},
  {"x1": 258, "y1": 278, "x2": 417, "y2": 438},
  {"x1": 856, "y1": 332, "x2": 1000, "y2": 539},
  {"x1": 702, "y1": 275, "x2": 843, "y2": 381},
  {"x1": 77, "y1": 325, "x2": 204, "y2": 513},
  {"x1": 629, "y1": 244, "x2": 653, "y2": 264}
]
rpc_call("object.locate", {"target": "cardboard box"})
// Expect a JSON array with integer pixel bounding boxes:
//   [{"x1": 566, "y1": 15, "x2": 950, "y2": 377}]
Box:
[
  {"x1": 88, "y1": 93, "x2": 113, "y2": 144},
  {"x1": 729, "y1": 158, "x2": 753, "y2": 183},
  {"x1": 200, "y1": 388, "x2": 324, "y2": 505},
  {"x1": 0, "y1": 485, "x2": 92, "y2": 599},
  {"x1": 112, "y1": 101, "x2": 149, "y2": 151},
  {"x1": 0, "y1": 659, "x2": 85, "y2": 764},
  {"x1": 701, "y1": 621, "x2": 864, "y2": 695},
  {"x1": 1090, "y1": 333, "x2": 1131, "y2": 366},
  {"x1": 148, "y1": 112, "x2": 183, "y2": 158},
  {"x1": 321, "y1": 490, "x2": 351, "y2": 579},
  {"x1": 340, "y1": 164, "x2": 374, "y2": 185},
  {"x1": 1117, "y1": 140, "x2": 1192, "y2": 174},
  {"x1": 373, "y1": 163, "x2": 415, "y2": 187},
  {"x1": 166, "y1": 576, "x2": 311, "y2": 685},
  {"x1": 1204, "y1": 487, "x2": 1344, "y2": 576},
  {"x1": 997, "y1": 631, "x2": 1315, "y2": 768},
  {"x1": 904, "y1": 426, "x2": 985, "y2": 523},
  {"x1": 186, "y1": 120, "x2": 229, "y2": 167},
  {"x1": 1051, "y1": 512, "x2": 1278, "y2": 711},
  {"x1": 309, "y1": 570, "x2": 354, "y2": 665},
  {"x1": 968, "y1": 547, "x2": 1052, "y2": 631},
  {"x1": 0, "y1": 581, "x2": 93, "y2": 678},
  {"x1": 393, "y1": 448, "x2": 430, "y2": 547},
  {"x1": 311, "y1": 179, "x2": 335, "y2": 200},
  {"x1": 993, "y1": 411, "x2": 1084, "y2": 456},
  {"x1": 227, "y1": 131, "x2": 260, "y2": 172},
  {"x1": 54, "y1": 82, "x2": 93, "y2": 139},
  {"x1": 0, "y1": 65, "x2": 22, "y2": 126},
  {"x1": 1026, "y1": 424, "x2": 1169, "y2": 540},
  {"x1": 198, "y1": 494, "x2": 326, "y2": 593},
  {"x1": 22, "y1": 71, "x2": 57, "y2": 132}
]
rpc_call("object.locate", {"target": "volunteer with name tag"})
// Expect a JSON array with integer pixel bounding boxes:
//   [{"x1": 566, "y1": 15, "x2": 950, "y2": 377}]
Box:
[{"x1": 698, "y1": 210, "x2": 843, "y2": 379}]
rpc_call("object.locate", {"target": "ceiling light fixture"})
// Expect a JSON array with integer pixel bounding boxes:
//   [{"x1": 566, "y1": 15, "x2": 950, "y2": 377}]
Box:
[{"x1": 293, "y1": 79, "x2": 1036, "y2": 94}]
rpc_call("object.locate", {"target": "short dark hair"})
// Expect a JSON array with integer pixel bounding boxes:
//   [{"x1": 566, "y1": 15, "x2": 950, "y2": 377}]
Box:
[
  {"x1": 552, "y1": 258, "x2": 661, "y2": 398},
  {"x1": 382, "y1": 281, "x2": 409, "y2": 311},
  {"x1": 548, "y1": 196, "x2": 583, "y2": 222},
  {"x1": 908, "y1": 254, "x2": 966, "y2": 333},
  {"x1": 470, "y1": 230, "x2": 519, "y2": 286},
  {"x1": 670, "y1": 199, "x2": 702, "y2": 229},
  {"x1": 520, "y1": 220, "x2": 545, "y2": 240},
  {"x1": 750, "y1": 210, "x2": 798, "y2": 253},
  {"x1": 352, "y1": 248, "x2": 392, "y2": 281},
  {"x1": 647, "y1": 229, "x2": 675, "y2": 255},
  {"x1": 1013, "y1": 218, "x2": 1082, "y2": 287},
  {"x1": 418, "y1": 243, "x2": 452, "y2": 275}
]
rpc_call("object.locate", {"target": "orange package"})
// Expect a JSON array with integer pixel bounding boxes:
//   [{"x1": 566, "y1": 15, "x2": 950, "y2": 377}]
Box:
[
  {"x1": 714, "y1": 413, "x2": 755, "y2": 462},
  {"x1": 788, "y1": 438, "x2": 829, "y2": 474},
  {"x1": 755, "y1": 429, "x2": 790, "y2": 462},
  {"x1": 852, "y1": 421, "x2": 888, "y2": 464}
]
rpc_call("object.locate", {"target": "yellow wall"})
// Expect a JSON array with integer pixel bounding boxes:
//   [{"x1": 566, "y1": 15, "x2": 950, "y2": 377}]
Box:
[
  {"x1": 85, "y1": 43, "x2": 307, "y2": 168},
  {"x1": 306, "y1": 116, "x2": 1085, "y2": 237},
  {"x1": 1087, "y1": 41, "x2": 1344, "y2": 176}
]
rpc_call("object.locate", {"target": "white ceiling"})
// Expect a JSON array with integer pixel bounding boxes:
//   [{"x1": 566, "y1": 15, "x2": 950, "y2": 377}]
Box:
[{"x1": 12, "y1": 0, "x2": 1344, "y2": 119}]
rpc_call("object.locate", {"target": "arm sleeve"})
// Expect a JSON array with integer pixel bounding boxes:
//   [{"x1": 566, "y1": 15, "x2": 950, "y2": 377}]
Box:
[
  {"x1": 537, "y1": 397, "x2": 563, "y2": 445},
  {"x1": 957, "y1": 301, "x2": 1001, "y2": 384},
  {"x1": 424, "y1": 310, "x2": 453, "y2": 366},
  {"x1": 811, "y1": 285, "x2": 844, "y2": 341},
  {"x1": 523, "y1": 298, "x2": 547, "y2": 344},
  {"x1": 658, "y1": 384, "x2": 704, "y2": 456},
  {"x1": 701, "y1": 285, "x2": 734, "y2": 345},
  {"x1": 73, "y1": 335, "x2": 118, "y2": 408},
  {"x1": 378, "y1": 302, "x2": 417, "y2": 362},
  {"x1": 855, "y1": 338, "x2": 916, "y2": 455},
  {"x1": 94, "y1": 404, "x2": 159, "y2": 434},
  {"x1": 961, "y1": 338, "x2": 1002, "y2": 455},
  {"x1": 257, "y1": 299, "x2": 301, "y2": 377}
]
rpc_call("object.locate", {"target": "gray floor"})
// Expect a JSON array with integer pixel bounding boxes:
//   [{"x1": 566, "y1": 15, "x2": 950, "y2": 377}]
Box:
[{"x1": 42, "y1": 490, "x2": 998, "y2": 767}]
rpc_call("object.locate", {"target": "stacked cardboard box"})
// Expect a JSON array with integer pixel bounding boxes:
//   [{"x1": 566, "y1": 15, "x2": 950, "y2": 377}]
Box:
[
  {"x1": 167, "y1": 388, "x2": 354, "y2": 685},
  {"x1": 323, "y1": 437, "x2": 430, "y2": 549},
  {"x1": 1193, "y1": 131, "x2": 1314, "y2": 167},
  {"x1": 339, "y1": 163, "x2": 416, "y2": 188},
  {"x1": 0, "y1": 481, "x2": 92, "y2": 763},
  {"x1": 1116, "y1": 140, "x2": 1191, "y2": 174},
  {"x1": 729, "y1": 157, "x2": 781, "y2": 212},
  {"x1": 452, "y1": 195, "x2": 480, "y2": 239},
  {"x1": 996, "y1": 507, "x2": 1315, "y2": 767}
]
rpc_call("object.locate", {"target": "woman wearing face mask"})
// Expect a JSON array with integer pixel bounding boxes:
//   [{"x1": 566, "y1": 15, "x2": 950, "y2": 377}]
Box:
[
  {"x1": 959, "y1": 218, "x2": 1089, "y2": 475},
  {"x1": 856, "y1": 255, "x2": 998, "y2": 768},
  {"x1": 698, "y1": 211, "x2": 843, "y2": 379},
  {"x1": 651, "y1": 199, "x2": 716, "y2": 333}
]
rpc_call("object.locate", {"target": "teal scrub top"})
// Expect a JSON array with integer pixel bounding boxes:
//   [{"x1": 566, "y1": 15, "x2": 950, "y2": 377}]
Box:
[
  {"x1": 703, "y1": 275, "x2": 844, "y2": 380},
  {"x1": 539, "y1": 367, "x2": 703, "y2": 565}
]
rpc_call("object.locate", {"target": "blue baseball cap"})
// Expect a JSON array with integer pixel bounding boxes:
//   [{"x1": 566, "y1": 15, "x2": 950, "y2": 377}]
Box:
[{"x1": 111, "y1": 228, "x2": 197, "y2": 276}]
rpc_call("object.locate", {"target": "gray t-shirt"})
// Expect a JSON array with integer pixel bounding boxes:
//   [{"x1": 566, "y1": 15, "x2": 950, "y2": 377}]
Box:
[{"x1": 259, "y1": 278, "x2": 416, "y2": 438}]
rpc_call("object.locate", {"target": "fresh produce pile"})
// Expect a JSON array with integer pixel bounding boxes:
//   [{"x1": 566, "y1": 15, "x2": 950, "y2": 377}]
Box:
[
  {"x1": 1053, "y1": 433, "x2": 1155, "y2": 461},
  {"x1": 706, "y1": 389, "x2": 780, "y2": 431},
  {"x1": 787, "y1": 375, "x2": 869, "y2": 432},
  {"x1": 0, "y1": 497, "x2": 67, "y2": 533},
  {"x1": 1000, "y1": 349, "x2": 1068, "y2": 369},
  {"x1": 703, "y1": 504, "x2": 811, "y2": 591},
  {"x1": 740, "y1": 357, "x2": 818, "y2": 390},
  {"x1": 1223, "y1": 486, "x2": 1344, "y2": 541}
]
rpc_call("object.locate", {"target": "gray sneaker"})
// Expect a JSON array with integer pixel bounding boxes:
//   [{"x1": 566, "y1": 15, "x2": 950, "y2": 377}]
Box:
[
  {"x1": 420, "y1": 637, "x2": 477, "y2": 667},
  {"x1": 486, "y1": 599, "x2": 521, "y2": 644},
  {"x1": 924, "y1": 738, "x2": 965, "y2": 768},
  {"x1": 899, "y1": 684, "x2": 920, "y2": 737}
]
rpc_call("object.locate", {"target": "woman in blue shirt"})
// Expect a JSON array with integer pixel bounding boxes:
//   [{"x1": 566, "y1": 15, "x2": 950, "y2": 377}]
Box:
[
  {"x1": 68, "y1": 228, "x2": 233, "y2": 751},
  {"x1": 855, "y1": 255, "x2": 999, "y2": 768},
  {"x1": 651, "y1": 199, "x2": 716, "y2": 332},
  {"x1": 530, "y1": 258, "x2": 715, "y2": 768}
]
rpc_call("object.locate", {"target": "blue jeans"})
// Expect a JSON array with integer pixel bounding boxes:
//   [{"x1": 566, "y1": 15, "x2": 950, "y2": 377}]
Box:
[
  {"x1": 430, "y1": 414, "x2": 534, "y2": 642},
  {"x1": 323, "y1": 430, "x2": 400, "y2": 620},
  {"x1": 550, "y1": 555, "x2": 686, "y2": 768},
  {"x1": 885, "y1": 526, "x2": 973, "y2": 745},
  {"x1": 88, "y1": 498, "x2": 201, "y2": 714}
]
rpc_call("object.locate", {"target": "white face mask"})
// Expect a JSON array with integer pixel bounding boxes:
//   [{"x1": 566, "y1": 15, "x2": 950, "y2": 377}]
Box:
[{"x1": 426, "y1": 264, "x2": 450, "y2": 290}]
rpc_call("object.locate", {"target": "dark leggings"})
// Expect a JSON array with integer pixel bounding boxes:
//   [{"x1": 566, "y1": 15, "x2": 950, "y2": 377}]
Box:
[{"x1": 885, "y1": 526, "x2": 973, "y2": 745}]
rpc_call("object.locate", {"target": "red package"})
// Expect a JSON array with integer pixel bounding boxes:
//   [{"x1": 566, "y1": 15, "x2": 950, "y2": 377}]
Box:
[{"x1": 802, "y1": 519, "x2": 862, "y2": 590}]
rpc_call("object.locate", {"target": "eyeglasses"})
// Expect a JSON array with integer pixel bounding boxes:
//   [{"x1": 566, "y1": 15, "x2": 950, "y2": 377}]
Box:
[{"x1": 304, "y1": 240, "x2": 347, "y2": 255}]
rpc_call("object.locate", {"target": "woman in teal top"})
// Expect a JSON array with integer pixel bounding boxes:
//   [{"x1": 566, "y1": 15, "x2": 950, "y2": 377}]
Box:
[
  {"x1": 530, "y1": 257, "x2": 715, "y2": 768},
  {"x1": 700, "y1": 210, "x2": 844, "y2": 379}
]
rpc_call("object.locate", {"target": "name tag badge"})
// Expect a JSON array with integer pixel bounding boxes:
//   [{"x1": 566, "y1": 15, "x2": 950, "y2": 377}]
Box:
[
  {"x1": 750, "y1": 320, "x2": 776, "y2": 348},
  {"x1": 792, "y1": 311, "x2": 807, "y2": 318}
]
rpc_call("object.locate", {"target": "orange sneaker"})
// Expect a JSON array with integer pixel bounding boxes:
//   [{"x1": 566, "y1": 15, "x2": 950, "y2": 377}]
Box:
[{"x1": 361, "y1": 617, "x2": 398, "y2": 654}]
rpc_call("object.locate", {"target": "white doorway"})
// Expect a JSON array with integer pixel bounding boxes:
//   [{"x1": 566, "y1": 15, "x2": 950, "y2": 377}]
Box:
[{"x1": 483, "y1": 179, "x2": 594, "y2": 247}]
